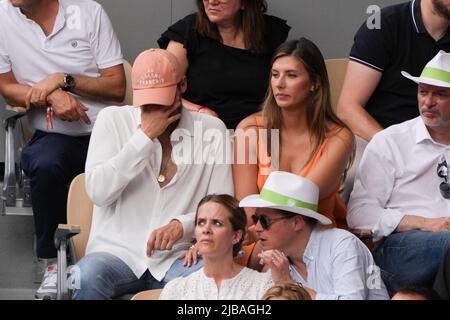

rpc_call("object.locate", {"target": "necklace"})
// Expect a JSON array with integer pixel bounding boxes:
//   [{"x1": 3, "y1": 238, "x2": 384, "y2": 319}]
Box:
[
  {"x1": 158, "y1": 153, "x2": 171, "y2": 183},
  {"x1": 157, "y1": 173, "x2": 166, "y2": 183}
]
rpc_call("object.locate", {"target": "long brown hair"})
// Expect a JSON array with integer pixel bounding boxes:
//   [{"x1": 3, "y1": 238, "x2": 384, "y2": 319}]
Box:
[
  {"x1": 262, "y1": 38, "x2": 353, "y2": 168},
  {"x1": 195, "y1": 194, "x2": 247, "y2": 257},
  {"x1": 195, "y1": 0, "x2": 268, "y2": 53}
]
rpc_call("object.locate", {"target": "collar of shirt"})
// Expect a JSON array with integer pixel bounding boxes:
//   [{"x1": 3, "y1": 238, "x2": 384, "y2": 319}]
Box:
[
  {"x1": 411, "y1": 0, "x2": 426, "y2": 34},
  {"x1": 414, "y1": 117, "x2": 450, "y2": 148},
  {"x1": 288, "y1": 227, "x2": 319, "y2": 284},
  {"x1": 13, "y1": 0, "x2": 66, "y2": 39},
  {"x1": 412, "y1": 0, "x2": 450, "y2": 43},
  {"x1": 415, "y1": 116, "x2": 434, "y2": 144}
]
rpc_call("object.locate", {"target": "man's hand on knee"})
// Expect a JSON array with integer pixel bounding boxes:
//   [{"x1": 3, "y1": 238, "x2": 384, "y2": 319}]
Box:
[
  {"x1": 47, "y1": 89, "x2": 91, "y2": 124},
  {"x1": 146, "y1": 220, "x2": 183, "y2": 256},
  {"x1": 422, "y1": 217, "x2": 450, "y2": 232}
]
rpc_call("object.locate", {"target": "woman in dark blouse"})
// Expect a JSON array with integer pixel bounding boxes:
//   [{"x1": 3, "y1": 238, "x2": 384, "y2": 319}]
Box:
[{"x1": 158, "y1": 0, "x2": 290, "y2": 129}]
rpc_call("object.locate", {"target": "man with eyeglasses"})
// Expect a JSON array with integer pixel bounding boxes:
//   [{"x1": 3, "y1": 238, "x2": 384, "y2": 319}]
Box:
[
  {"x1": 240, "y1": 171, "x2": 389, "y2": 300},
  {"x1": 348, "y1": 51, "x2": 450, "y2": 296}
]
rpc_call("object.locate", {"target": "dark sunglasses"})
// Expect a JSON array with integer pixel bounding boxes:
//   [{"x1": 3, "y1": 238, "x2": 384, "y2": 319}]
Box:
[
  {"x1": 437, "y1": 157, "x2": 450, "y2": 199},
  {"x1": 251, "y1": 214, "x2": 294, "y2": 230}
]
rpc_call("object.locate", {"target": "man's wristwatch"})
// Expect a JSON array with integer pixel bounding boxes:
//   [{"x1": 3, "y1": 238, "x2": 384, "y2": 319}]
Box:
[{"x1": 62, "y1": 73, "x2": 76, "y2": 92}]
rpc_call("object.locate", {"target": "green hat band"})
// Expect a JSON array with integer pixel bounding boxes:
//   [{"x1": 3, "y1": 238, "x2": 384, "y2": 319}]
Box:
[
  {"x1": 260, "y1": 188, "x2": 318, "y2": 211},
  {"x1": 421, "y1": 67, "x2": 450, "y2": 84}
]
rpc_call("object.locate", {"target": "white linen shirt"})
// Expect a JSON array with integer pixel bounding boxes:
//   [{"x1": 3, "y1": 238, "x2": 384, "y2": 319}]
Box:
[
  {"x1": 347, "y1": 117, "x2": 450, "y2": 242},
  {"x1": 159, "y1": 267, "x2": 274, "y2": 300},
  {"x1": 0, "y1": 0, "x2": 123, "y2": 135},
  {"x1": 84, "y1": 106, "x2": 234, "y2": 281},
  {"x1": 289, "y1": 228, "x2": 389, "y2": 300}
]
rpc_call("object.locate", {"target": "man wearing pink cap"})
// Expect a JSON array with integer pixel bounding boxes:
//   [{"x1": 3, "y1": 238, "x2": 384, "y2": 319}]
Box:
[
  {"x1": 72, "y1": 49, "x2": 233, "y2": 299},
  {"x1": 348, "y1": 51, "x2": 450, "y2": 296}
]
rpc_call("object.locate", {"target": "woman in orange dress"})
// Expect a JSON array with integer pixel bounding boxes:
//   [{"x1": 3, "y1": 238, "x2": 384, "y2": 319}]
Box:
[{"x1": 233, "y1": 38, "x2": 354, "y2": 269}]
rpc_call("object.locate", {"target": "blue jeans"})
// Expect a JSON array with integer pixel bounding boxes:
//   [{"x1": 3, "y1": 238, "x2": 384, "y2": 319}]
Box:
[
  {"x1": 72, "y1": 252, "x2": 203, "y2": 300},
  {"x1": 373, "y1": 230, "x2": 450, "y2": 296}
]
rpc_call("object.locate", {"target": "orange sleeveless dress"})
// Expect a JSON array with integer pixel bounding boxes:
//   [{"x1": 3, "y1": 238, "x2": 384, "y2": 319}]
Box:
[{"x1": 236, "y1": 116, "x2": 347, "y2": 266}]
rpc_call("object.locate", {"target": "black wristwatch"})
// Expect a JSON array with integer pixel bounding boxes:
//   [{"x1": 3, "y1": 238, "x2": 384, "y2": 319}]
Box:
[{"x1": 62, "y1": 73, "x2": 76, "y2": 92}]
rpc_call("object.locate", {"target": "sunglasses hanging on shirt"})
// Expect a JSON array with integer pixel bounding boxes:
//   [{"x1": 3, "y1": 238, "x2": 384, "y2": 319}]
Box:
[{"x1": 437, "y1": 156, "x2": 450, "y2": 199}]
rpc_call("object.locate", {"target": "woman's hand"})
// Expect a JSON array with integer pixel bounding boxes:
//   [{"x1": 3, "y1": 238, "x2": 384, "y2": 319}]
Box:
[
  {"x1": 180, "y1": 243, "x2": 201, "y2": 267},
  {"x1": 182, "y1": 99, "x2": 219, "y2": 117},
  {"x1": 197, "y1": 106, "x2": 218, "y2": 117}
]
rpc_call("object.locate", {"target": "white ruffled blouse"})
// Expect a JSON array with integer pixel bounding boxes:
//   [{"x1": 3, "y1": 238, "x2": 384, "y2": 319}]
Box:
[{"x1": 160, "y1": 267, "x2": 274, "y2": 300}]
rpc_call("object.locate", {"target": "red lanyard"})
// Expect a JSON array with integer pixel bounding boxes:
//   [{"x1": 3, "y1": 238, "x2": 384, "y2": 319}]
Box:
[
  {"x1": 45, "y1": 96, "x2": 53, "y2": 130},
  {"x1": 46, "y1": 106, "x2": 53, "y2": 130}
]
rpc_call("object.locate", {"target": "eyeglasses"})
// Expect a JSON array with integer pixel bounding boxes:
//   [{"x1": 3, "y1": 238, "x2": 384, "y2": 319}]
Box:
[
  {"x1": 437, "y1": 156, "x2": 450, "y2": 199},
  {"x1": 251, "y1": 214, "x2": 294, "y2": 230}
]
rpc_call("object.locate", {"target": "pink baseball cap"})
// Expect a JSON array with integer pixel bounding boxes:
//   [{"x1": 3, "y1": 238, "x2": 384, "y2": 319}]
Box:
[{"x1": 132, "y1": 48, "x2": 183, "y2": 107}]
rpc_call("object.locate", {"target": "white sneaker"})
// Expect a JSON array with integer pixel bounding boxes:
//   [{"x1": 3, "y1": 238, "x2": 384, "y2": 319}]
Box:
[{"x1": 35, "y1": 263, "x2": 57, "y2": 300}]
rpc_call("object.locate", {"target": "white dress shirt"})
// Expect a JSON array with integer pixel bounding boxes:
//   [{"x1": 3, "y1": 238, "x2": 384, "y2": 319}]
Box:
[
  {"x1": 348, "y1": 117, "x2": 450, "y2": 241},
  {"x1": 0, "y1": 0, "x2": 123, "y2": 135},
  {"x1": 85, "y1": 106, "x2": 234, "y2": 281},
  {"x1": 159, "y1": 267, "x2": 274, "y2": 300},
  {"x1": 289, "y1": 228, "x2": 389, "y2": 300}
]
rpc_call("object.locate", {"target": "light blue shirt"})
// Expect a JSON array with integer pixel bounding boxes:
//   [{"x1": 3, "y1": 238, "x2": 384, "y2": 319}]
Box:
[{"x1": 289, "y1": 228, "x2": 389, "y2": 300}]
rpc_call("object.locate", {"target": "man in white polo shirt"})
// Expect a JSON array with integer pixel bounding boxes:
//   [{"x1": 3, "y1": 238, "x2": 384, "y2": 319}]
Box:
[
  {"x1": 0, "y1": 0, "x2": 125, "y2": 299},
  {"x1": 348, "y1": 51, "x2": 450, "y2": 296}
]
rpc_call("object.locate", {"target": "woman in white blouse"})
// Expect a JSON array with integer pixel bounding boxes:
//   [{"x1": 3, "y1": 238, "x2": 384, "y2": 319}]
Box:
[{"x1": 159, "y1": 194, "x2": 287, "y2": 300}]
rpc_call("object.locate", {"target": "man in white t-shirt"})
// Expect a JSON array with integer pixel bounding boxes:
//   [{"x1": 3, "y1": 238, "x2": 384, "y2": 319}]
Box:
[{"x1": 0, "y1": 0, "x2": 125, "y2": 299}]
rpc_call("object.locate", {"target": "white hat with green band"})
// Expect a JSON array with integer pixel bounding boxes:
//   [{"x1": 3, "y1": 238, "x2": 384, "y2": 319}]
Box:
[
  {"x1": 402, "y1": 50, "x2": 450, "y2": 88},
  {"x1": 239, "y1": 171, "x2": 332, "y2": 225}
]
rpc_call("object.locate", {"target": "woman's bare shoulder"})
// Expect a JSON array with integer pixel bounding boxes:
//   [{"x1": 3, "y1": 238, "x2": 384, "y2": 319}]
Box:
[{"x1": 236, "y1": 112, "x2": 265, "y2": 131}]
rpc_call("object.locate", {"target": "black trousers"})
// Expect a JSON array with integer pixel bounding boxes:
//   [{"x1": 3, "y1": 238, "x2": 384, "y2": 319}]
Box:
[
  {"x1": 434, "y1": 247, "x2": 450, "y2": 300},
  {"x1": 21, "y1": 130, "x2": 90, "y2": 259}
]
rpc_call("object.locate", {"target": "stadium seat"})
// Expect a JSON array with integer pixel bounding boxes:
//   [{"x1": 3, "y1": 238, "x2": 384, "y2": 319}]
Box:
[
  {"x1": 122, "y1": 59, "x2": 133, "y2": 106},
  {"x1": 325, "y1": 58, "x2": 373, "y2": 247},
  {"x1": 54, "y1": 173, "x2": 91, "y2": 300},
  {"x1": 325, "y1": 58, "x2": 348, "y2": 111}
]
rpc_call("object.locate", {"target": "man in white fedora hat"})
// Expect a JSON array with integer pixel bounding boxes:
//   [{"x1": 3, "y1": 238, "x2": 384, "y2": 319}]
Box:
[
  {"x1": 348, "y1": 50, "x2": 450, "y2": 296},
  {"x1": 240, "y1": 171, "x2": 389, "y2": 300}
]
